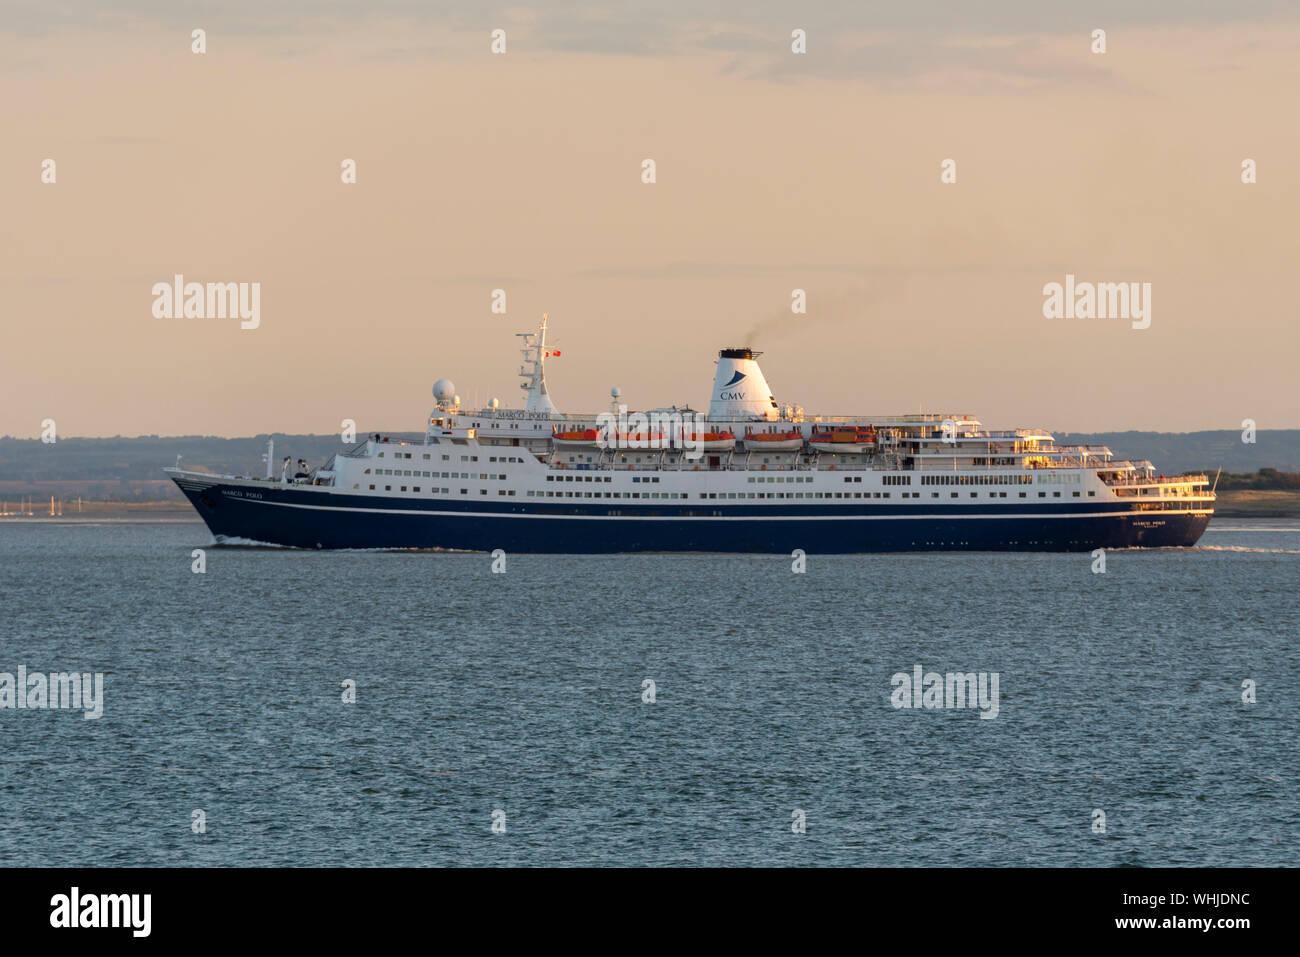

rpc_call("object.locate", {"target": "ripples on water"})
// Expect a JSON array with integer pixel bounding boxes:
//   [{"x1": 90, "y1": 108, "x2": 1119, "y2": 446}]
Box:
[{"x1": 0, "y1": 519, "x2": 1295, "y2": 866}]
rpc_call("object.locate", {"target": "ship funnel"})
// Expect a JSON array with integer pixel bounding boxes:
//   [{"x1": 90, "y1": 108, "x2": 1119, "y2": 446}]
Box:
[{"x1": 708, "y1": 348, "x2": 779, "y2": 421}]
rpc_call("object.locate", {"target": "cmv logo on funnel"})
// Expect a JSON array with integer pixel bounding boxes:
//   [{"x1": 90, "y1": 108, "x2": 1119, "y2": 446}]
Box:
[{"x1": 720, "y1": 370, "x2": 747, "y2": 399}]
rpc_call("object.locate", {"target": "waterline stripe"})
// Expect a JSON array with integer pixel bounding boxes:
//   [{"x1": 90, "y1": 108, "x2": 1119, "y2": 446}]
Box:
[{"x1": 233, "y1": 498, "x2": 1200, "y2": 522}]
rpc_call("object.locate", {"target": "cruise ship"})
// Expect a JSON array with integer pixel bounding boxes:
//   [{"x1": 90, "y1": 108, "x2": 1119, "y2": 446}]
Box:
[{"x1": 168, "y1": 316, "x2": 1214, "y2": 552}]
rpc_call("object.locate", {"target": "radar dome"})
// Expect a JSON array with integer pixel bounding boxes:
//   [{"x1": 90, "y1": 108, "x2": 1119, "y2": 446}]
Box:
[{"x1": 433, "y1": 379, "x2": 456, "y2": 402}]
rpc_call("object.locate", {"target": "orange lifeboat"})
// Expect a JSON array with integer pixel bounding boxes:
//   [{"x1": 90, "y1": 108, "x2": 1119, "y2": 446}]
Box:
[
  {"x1": 742, "y1": 430, "x2": 804, "y2": 452},
  {"x1": 682, "y1": 431, "x2": 736, "y2": 452},
  {"x1": 808, "y1": 425, "x2": 878, "y2": 454},
  {"x1": 552, "y1": 427, "x2": 600, "y2": 449},
  {"x1": 612, "y1": 431, "x2": 666, "y2": 448}
]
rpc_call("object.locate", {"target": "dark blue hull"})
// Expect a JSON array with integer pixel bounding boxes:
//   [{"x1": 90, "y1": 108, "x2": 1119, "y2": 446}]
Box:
[{"x1": 173, "y1": 476, "x2": 1212, "y2": 552}]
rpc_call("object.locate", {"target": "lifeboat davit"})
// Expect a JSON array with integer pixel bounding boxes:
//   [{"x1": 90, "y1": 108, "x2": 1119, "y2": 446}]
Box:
[
  {"x1": 552, "y1": 427, "x2": 600, "y2": 448},
  {"x1": 683, "y1": 431, "x2": 736, "y2": 452},
  {"x1": 742, "y1": 430, "x2": 804, "y2": 452},
  {"x1": 808, "y1": 425, "x2": 878, "y2": 454}
]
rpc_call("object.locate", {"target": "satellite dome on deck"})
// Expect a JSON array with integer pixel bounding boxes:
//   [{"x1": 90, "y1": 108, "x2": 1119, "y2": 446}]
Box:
[{"x1": 433, "y1": 379, "x2": 456, "y2": 402}]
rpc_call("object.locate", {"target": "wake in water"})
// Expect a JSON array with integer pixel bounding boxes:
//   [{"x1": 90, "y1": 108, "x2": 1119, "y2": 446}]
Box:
[
  {"x1": 1196, "y1": 544, "x2": 1300, "y2": 554},
  {"x1": 1204, "y1": 526, "x2": 1300, "y2": 532}
]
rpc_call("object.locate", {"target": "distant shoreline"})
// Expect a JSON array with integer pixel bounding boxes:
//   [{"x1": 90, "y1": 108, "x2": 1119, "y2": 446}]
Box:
[
  {"x1": 0, "y1": 502, "x2": 198, "y2": 522},
  {"x1": 1208, "y1": 490, "x2": 1300, "y2": 518}
]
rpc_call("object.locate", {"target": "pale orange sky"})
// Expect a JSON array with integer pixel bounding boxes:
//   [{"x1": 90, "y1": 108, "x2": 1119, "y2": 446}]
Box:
[{"x1": 2, "y1": 10, "x2": 1298, "y2": 437}]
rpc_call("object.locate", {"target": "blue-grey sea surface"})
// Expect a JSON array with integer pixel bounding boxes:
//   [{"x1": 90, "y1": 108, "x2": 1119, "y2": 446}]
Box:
[{"x1": 0, "y1": 518, "x2": 1296, "y2": 866}]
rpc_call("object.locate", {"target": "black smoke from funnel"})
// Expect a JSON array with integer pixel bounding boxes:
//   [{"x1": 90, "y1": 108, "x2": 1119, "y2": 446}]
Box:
[{"x1": 742, "y1": 286, "x2": 883, "y2": 349}]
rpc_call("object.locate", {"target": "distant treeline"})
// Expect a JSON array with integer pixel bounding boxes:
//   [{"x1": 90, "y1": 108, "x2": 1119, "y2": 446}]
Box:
[
  {"x1": 1210, "y1": 468, "x2": 1300, "y2": 491},
  {"x1": 1, "y1": 430, "x2": 1298, "y2": 499},
  {"x1": 1052, "y1": 430, "x2": 1300, "y2": 475},
  {"x1": 0, "y1": 433, "x2": 421, "y2": 484}
]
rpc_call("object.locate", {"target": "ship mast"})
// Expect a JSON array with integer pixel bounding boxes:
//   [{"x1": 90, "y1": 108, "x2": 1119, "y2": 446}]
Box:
[{"x1": 517, "y1": 313, "x2": 560, "y2": 414}]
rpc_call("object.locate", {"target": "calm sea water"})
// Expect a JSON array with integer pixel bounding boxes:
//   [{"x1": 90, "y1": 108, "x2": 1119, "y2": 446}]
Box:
[{"x1": 0, "y1": 518, "x2": 1296, "y2": 867}]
